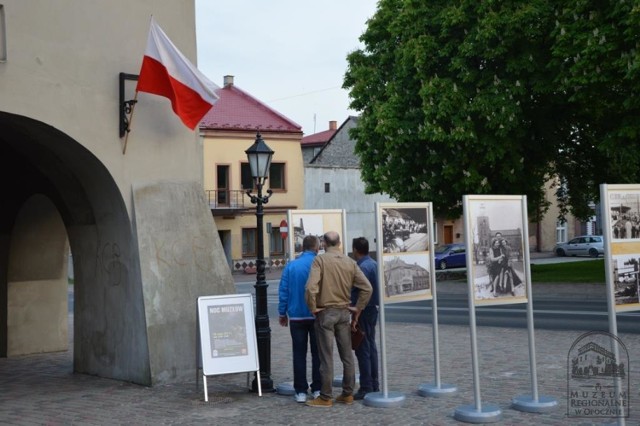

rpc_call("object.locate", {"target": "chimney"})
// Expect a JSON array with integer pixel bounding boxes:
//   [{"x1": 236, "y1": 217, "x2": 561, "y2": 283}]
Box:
[
  {"x1": 329, "y1": 120, "x2": 337, "y2": 130},
  {"x1": 223, "y1": 75, "x2": 234, "y2": 87}
]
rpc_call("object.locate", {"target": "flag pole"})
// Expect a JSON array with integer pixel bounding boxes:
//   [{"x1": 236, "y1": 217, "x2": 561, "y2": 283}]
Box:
[{"x1": 122, "y1": 91, "x2": 139, "y2": 155}]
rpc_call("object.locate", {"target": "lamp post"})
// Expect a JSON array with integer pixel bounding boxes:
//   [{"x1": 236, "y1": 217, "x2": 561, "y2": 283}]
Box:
[{"x1": 245, "y1": 132, "x2": 275, "y2": 392}]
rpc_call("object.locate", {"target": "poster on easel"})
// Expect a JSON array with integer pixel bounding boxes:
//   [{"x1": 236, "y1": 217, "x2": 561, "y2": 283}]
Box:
[
  {"x1": 287, "y1": 209, "x2": 347, "y2": 260},
  {"x1": 197, "y1": 294, "x2": 260, "y2": 399}
]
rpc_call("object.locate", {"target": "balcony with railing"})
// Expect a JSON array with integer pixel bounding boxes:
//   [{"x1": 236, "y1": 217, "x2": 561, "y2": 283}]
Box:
[{"x1": 205, "y1": 190, "x2": 248, "y2": 216}]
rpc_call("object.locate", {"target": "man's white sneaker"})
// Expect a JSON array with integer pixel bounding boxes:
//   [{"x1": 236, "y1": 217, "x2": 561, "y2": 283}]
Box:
[
  {"x1": 312, "y1": 391, "x2": 321, "y2": 399},
  {"x1": 295, "y1": 393, "x2": 307, "y2": 403}
]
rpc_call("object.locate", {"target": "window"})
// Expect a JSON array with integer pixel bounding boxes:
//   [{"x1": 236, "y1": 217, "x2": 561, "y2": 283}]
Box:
[
  {"x1": 324, "y1": 183, "x2": 330, "y2": 193},
  {"x1": 0, "y1": 5, "x2": 6, "y2": 62},
  {"x1": 216, "y1": 165, "x2": 229, "y2": 205},
  {"x1": 242, "y1": 228, "x2": 257, "y2": 257},
  {"x1": 556, "y1": 221, "x2": 567, "y2": 243},
  {"x1": 313, "y1": 147, "x2": 322, "y2": 157},
  {"x1": 433, "y1": 222, "x2": 438, "y2": 244},
  {"x1": 241, "y1": 162, "x2": 286, "y2": 191},
  {"x1": 269, "y1": 163, "x2": 285, "y2": 190},
  {"x1": 241, "y1": 163, "x2": 254, "y2": 190},
  {"x1": 269, "y1": 227, "x2": 284, "y2": 255}
]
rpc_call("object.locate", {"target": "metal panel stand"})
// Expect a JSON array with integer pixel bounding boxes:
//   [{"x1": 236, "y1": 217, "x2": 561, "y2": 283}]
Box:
[
  {"x1": 276, "y1": 381, "x2": 295, "y2": 396},
  {"x1": 364, "y1": 267, "x2": 405, "y2": 408},
  {"x1": 454, "y1": 196, "x2": 501, "y2": 423},
  {"x1": 418, "y1": 244, "x2": 457, "y2": 397},
  {"x1": 512, "y1": 207, "x2": 557, "y2": 413}
]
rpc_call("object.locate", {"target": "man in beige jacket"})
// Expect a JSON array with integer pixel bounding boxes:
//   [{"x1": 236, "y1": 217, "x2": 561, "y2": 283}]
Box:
[{"x1": 304, "y1": 231, "x2": 372, "y2": 407}]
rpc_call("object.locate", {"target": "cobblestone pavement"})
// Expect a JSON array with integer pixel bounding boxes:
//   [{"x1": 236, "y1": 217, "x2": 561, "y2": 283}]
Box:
[
  {"x1": 1, "y1": 315, "x2": 638, "y2": 425},
  {"x1": 1, "y1": 255, "x2": 636, "y2": 425}
]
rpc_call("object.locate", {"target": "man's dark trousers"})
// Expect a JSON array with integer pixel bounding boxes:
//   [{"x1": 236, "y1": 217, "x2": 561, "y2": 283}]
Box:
[
  {"x1": 290, "y1": 319, "x2": 321, "y2": 394},
  {"x1": 355, "y1": 306, "x2": 379, "y2": 392}
]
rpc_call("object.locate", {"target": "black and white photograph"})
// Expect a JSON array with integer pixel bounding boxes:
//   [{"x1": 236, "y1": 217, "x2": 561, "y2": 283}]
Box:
[
  {"x1": 612, "y1": 253, "x2": 640, "y2": 311},
  {"x1": 466, "y1": 197, "x2": 528, "y2": 305},
  {"x1": 609, "y1": 190, "x2": 640, "y2": 241},
  {"x1": 382, "y1": 207, "x2": 429, "y2": 253},
  {"x1": 382, "y1": 253, "x2": 432, "y2": 303},
  {"x1": 287, "y1": 210, "x2": 346, "y2": 259}
]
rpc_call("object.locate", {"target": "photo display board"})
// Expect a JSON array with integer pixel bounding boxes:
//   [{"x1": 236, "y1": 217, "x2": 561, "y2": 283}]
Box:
[
  {"x1": 197, "y1": 294, "x2": 259, "y2": 376},
  {"x1": 463, "y1": 195, "x2": 529, "y2": 306},
  {"x1": 287, "y1": 209, "x2": 347, "y2": 260},
  {"x1": 376, "y1": 202, "x2": 434, "y2": 304},
  {"x1": 600, "y1": 184, "x2": 640, "y2": 312}
]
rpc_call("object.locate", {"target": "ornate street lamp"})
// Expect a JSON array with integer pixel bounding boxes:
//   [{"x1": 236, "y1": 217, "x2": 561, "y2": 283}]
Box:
[{"x1": 245, "y1": 132, "x2": 274, "y2": 392}]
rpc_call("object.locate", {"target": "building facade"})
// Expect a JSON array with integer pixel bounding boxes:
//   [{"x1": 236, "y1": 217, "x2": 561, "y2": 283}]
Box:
[
  {"x1": 304, "y1": 116, "x2": 396, "y2": 251},
  {"x1": 301, "y1": 120, "x2": 337, "y2": 163},
  {"x1": 0, "y1": 0, "x2": 233, "y2": 386},
  {"x1": 201, "y1": 76, "x2": 304, "y2": 271}
]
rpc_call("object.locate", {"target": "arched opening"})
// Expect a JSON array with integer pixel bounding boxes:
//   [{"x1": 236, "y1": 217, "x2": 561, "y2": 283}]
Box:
[
  {"x1": 0, "y1": 112, "x2": 150, "y2": 384},
  {"x1": 7, "y1": 194, "x2": 69, "y2": 356}
]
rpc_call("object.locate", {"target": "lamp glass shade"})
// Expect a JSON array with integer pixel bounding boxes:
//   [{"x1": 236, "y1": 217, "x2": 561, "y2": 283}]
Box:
[{"x1": 245, "y1": 133, "x2": 274, "y2": 180}]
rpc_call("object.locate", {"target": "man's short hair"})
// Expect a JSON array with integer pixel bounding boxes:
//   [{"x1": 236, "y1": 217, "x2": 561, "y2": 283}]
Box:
[
  {"x1": 302, "y1": 235, "x2": 319, "y2": 251},
  {"x1": 352, "y1": 237, "x2": 369, "y2": 255}
]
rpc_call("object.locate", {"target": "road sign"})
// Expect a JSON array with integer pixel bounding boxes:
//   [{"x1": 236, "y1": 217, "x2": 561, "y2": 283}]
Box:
[{"x1": 280, "y1": 219, "x2": 288, "y2": 239}]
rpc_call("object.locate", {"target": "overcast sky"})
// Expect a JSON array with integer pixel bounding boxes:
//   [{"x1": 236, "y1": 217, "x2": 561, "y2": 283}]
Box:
[{"x1": 195, "y1": 0, "x2": 378, "y2": 136}]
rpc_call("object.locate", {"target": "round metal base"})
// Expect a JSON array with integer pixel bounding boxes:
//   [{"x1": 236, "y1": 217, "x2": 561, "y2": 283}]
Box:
[
  {"x1": 275, "y1": 382, "x2": 295, "y2": 396},
  {"x1": 332, "y1": 374, "x2": 359, "y2": 387},
  {"x1": 363, "y1": 391, "x2": 406, "y2": 408},
  {"x1": 417, "y1": 382, "x2": 458, "y2": 397},
  {"x1": 454, "y1": 404, "x2": 502, "y2": 423},
  {"x1": 512, "y1": 395, "x2": 558, "y2": 413}
]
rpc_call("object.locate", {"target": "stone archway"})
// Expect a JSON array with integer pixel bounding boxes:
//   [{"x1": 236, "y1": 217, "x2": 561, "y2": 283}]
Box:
[{"x1": 0, "y1": 112, "x2": 150, "y2": 384}]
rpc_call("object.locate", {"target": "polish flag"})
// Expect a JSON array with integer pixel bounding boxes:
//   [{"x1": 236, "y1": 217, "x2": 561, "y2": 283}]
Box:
[{"x1": 136, "y1": 17, "x2": 219, "y2": 130}]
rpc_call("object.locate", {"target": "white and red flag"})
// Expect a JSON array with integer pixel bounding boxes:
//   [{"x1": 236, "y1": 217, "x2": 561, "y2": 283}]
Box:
[{"x1": 136, "y1": 17, "x2": 219, "y2": 130}]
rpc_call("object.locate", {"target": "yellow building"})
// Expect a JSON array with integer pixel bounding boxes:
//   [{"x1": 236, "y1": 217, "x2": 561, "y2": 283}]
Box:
[{"x1": 201, "y1": 76, "x2": 304, "y2": 271}]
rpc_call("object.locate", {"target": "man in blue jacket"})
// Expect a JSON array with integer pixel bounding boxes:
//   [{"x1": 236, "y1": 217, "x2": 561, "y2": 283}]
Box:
[
  {"x1": 351, "y1": 237, "x2": 380, "y2": 400},
  {"x1": 278, "y1": 235, "x2": 321, "y2": 403}
]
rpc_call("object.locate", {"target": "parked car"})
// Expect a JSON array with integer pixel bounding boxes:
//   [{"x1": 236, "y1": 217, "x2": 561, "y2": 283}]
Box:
[
  {"x1": 434, "y1": 243, "x2": 466, "y2": 270},
  {"x1": 554, "y1": 235, "x2": 604, "y2": 258}
]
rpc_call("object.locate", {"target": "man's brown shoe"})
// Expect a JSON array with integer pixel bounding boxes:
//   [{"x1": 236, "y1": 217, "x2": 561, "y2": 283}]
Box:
[
  {"x1": 306, "y1": 397, "x2": 333, "y2": 407},
  {"x1": 335, "y1": 394, "x2": 354, "y2": 405}
]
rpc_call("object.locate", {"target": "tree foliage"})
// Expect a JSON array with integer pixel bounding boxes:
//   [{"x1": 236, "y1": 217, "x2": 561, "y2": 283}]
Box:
[{"x1": 344, "y1": 0, "x2": 640, "y2": 220}]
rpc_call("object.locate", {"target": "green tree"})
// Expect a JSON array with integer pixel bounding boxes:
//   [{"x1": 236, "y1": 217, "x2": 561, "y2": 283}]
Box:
[
  {"x1": 344, "y1": 0, "x2": 640, "y2": 220},
  {"x1": 551, "y1": 1, "x2": 640, "y2": 219}
]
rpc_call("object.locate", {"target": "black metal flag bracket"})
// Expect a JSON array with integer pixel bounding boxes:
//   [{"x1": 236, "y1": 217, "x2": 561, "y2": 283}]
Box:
[{"x1": 119, "y1": 72, "x2": 139, "y2": 138}]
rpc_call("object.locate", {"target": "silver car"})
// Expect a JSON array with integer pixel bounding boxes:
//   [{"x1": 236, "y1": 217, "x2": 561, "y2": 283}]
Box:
[{"x1": 554, "y1": 235, "x2": 604, "y2": 258}]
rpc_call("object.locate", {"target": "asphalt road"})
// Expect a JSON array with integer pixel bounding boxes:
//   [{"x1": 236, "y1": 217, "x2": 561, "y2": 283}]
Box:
[
  {"x1": 235, "y1": 254, "x2": 639, "y2": 334},
  {"x1": 382, "y1": 295, "x2": 640, "y2": 333},
  {"x1": 237, "y1": 281, "x2": 639, "y2": 334}
]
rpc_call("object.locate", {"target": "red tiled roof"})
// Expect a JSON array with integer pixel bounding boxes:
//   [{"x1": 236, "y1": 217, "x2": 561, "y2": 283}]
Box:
[
  {"x1": 200, "y1": 84, "x2": 302, "y2": 132},
  {"x1": 301, "y1": 128, "x2": 337, "y2": 146}
]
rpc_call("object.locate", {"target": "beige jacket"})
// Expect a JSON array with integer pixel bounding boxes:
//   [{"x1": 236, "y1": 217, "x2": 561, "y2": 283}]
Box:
[{"x1": 305, "y1": 246, "x2": 372, "y2": 312}]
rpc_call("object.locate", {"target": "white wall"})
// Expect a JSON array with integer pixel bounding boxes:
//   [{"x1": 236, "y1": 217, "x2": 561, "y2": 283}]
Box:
[
  {"x1": 304, "y1": 166, "x2": 395, "y2": 249},
  {"x1": 0, "y1": 0, "x2": 202, "y2": 217}
]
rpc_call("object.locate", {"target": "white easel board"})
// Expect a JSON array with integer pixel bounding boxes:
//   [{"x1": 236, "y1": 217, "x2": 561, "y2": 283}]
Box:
[{"x1": 197, "y1": 294, "x2": 260, "y2": 398}]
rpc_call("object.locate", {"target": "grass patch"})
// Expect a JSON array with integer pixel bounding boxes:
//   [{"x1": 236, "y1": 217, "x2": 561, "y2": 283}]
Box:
[{"x1": 530, "y1": 259, "x2": 605, "y2": 283}]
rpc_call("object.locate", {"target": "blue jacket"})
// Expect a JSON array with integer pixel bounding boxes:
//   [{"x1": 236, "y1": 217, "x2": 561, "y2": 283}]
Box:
[
  {"x1": 278, "y1": 251, "x2": 317, "y2": 321},
  {"x1": 351, "y1": 255, "x2": 380, "y2": 307}
]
